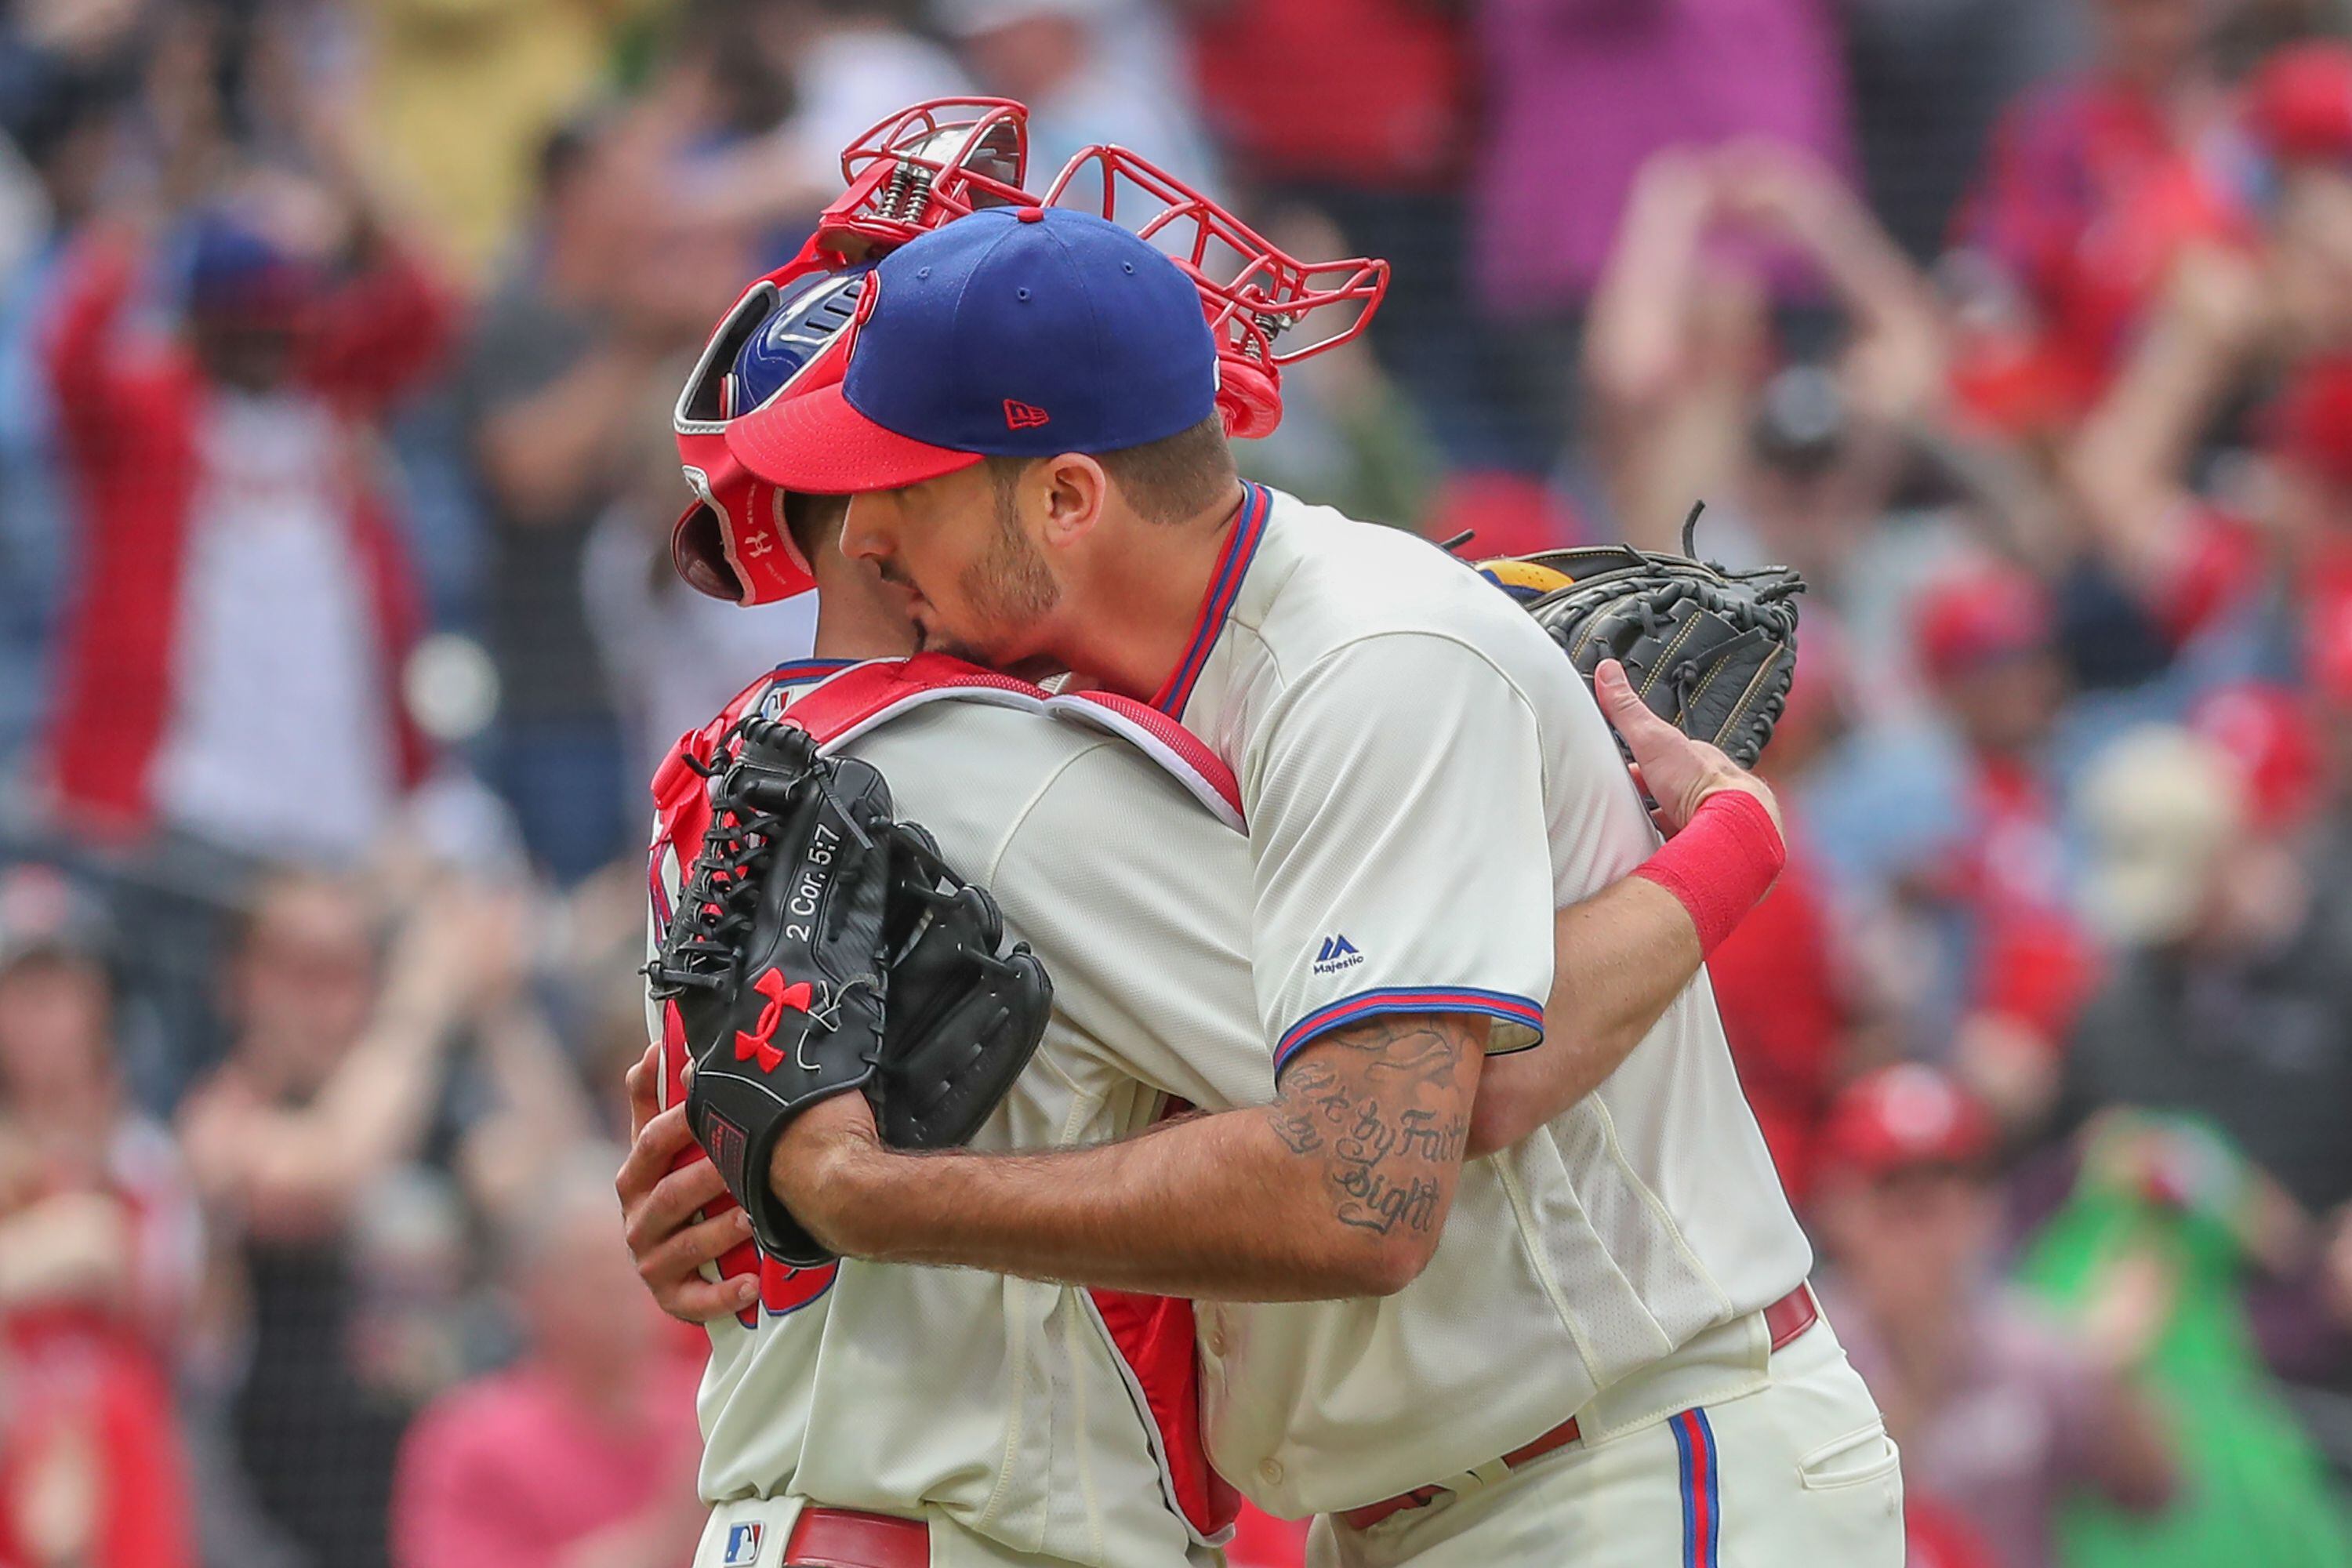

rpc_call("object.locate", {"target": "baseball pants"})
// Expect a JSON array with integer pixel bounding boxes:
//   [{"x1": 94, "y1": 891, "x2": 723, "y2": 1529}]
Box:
[
  {"x1": 692, "y1": 1494, "x2": 1217, "y2": 1568},
  {"x1": 1307, "y1": 1314, "x2": 1904, "y2": 1568}
]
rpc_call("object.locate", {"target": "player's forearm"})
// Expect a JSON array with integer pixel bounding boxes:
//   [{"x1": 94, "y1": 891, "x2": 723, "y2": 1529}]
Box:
[
  {"x1": 813, "y1": 1112, "x2": 1391, "y2": 1298},
  {"x1": 1469, "y1": 876, "x2": 1702, "y2": 1156},
  {"x1": 788, "y1": 1014, "x2": 1484, "y2": 1300}
]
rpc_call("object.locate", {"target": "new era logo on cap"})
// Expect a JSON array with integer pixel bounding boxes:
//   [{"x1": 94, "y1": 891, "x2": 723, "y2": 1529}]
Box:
[{"x1": 1004, "y1": 399, "x2": 1051, "y2": 430}]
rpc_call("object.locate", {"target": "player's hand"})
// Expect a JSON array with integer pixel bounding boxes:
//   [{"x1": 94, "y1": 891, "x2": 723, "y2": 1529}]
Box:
[
  {"x1": 615, "y1": 1062, "x2": 759, "y2": 1323},
  {"x1": 625, "y1": 1044, "x2": 662, "y2": 1143},
  {"x1": 765, "y1": 1091, "x2": 884, "y2": 1254},
  {"x1": 1594, "y1": 659, "x2": 1784, "y2": 840}
]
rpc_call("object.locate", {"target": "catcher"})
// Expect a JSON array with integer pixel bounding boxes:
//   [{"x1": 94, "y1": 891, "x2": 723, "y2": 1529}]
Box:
[{"x1": 710, "y1": 198, "x2": 1898, "y2": 1567}]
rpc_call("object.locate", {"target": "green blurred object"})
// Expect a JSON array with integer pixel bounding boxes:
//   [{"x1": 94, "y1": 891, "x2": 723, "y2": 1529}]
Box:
[{"x1": 2016, "y1": 1111, "x2": 2352, "y2": 1568}]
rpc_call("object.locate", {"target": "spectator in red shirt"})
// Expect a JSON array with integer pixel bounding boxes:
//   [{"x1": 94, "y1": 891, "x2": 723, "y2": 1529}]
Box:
[
  {"x1": 1707, "y1": 637, "x2": 1872, "y2": 1204},
  {"x1": 1951, "y1": 0, "x2": 2245, "y2": 432},
  {"x1": 0, "y1": 869, "x2": 201, "y2": 1568},
  {"x1": 1181, "y1": 0, "x2": 1512, "y2": 488},
  {"x1": 2067, "y1": 251, "x2": 2352, "y2": 693},
  {"x1": 1813, "y1": 1065, "x2": 2175, "y2": 1568},
  {"x1": 391, "y1": 1148, "x2": 702, "y2": 1568},
  {"x1": 1901, "y1": 562, "x2": 2100, "y2": 1129},
  {"x1": 40, "y1": 117, "x2": 452, "y2": 862},
  {"x1": 2059, "y1": 40, "x2": 2352, "y2": 683},
  {"x1": 2070, "y1": 39, "x2": 2352, "y2": 648}
]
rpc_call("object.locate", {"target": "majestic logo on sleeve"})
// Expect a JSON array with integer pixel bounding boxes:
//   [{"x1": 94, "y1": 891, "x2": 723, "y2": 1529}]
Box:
[{"x1": 1312, "y1": 934, "x2": 1363, "y2": 975}]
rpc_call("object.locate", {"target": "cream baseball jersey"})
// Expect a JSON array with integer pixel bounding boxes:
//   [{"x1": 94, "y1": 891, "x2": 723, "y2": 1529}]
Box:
[
  {"x1": 648, "y1": 659, "x2": 1269, "y2": 1567},
  {"x1": 1145, "y1": 484, "x2": 1817, "y2": 1515}
]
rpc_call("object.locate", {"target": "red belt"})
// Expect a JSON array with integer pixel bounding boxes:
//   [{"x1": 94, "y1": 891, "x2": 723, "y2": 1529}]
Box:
[
  {"x1": 1337, "y1": 1283, "x2": 1820, "y2": 1534},
  {"x1": 786, "y1": 1508, "x2": 928, "y2": 1568}
]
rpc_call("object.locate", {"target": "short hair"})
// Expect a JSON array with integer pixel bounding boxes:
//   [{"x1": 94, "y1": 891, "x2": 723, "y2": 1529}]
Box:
[
  {"x1": 985, "y1": 415, "x2": 1236, "y2": 525},
  {"x1": 785, "y1": 491, "x2": 849, "y2": 559}
]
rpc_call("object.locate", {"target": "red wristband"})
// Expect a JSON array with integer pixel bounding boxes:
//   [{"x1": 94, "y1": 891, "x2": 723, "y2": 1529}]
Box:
[{"x1": 1632, "y1": 789, "x2": 1786, "y2": 956}]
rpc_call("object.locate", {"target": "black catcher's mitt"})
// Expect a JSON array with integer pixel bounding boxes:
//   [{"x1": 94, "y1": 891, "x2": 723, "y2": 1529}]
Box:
[
  {"x1": 874, "y1": 821, "x2": 1052, "y2": 1147},
  {"x1": 1484, "y1": 503, "x2": 1804, "y2": 769},
  {"x1": 645, "y1": 717, "x2": 1051, "y2": 1266}
]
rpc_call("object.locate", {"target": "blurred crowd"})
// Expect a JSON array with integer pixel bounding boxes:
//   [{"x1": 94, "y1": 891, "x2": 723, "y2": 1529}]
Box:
[{"x1": 4, "y1": 0, "x2": 2352, "y2": 1564}]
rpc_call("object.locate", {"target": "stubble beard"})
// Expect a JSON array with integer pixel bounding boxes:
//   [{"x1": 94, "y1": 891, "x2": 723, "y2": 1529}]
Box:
[{"x1": 931, "y1": 488, "x2": 1058, "y2": 669}]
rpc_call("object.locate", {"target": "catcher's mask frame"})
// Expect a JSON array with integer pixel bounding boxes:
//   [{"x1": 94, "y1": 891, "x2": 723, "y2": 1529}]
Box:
[
  {"x1": 670, "y1": 100, "x2": 1039, "y2": 604},
  {"x1": 1043, "y1": 144, "x2": 1389, "y2": 437},
  {"x1": 822, "y1": 99, "x2": 1034, "y2": 257},
  {"x1": 671, "y1": 113, "x2": 1401, "y2": 603}
]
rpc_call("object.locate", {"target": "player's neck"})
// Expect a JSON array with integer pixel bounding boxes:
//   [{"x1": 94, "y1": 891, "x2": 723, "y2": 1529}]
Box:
[
  {"x1": 810, "y1": 550, "x2": 920, "y2": 662},
  {"x1": 1053, "y1": 478, "x2": 1248, "y2": 703}
]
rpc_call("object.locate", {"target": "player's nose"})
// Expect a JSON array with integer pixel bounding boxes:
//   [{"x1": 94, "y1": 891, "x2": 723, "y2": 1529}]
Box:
[{"x1": 840, "y1": 492, "x2": 895, "y2": 563}]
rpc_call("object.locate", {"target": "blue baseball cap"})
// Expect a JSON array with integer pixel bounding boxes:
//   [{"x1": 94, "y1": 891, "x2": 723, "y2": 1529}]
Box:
[
  {"x1": 725, "y1": 206, "x2": 1217, "y2": 493},
  {"x1": 181, "y1": 209, "x2": 318, "y2": 321}
]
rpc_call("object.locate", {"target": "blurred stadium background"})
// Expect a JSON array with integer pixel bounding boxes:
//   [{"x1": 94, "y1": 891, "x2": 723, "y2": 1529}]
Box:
[{"x1": 4, "y1": 0, "x2": 2352, "y2": 1564}]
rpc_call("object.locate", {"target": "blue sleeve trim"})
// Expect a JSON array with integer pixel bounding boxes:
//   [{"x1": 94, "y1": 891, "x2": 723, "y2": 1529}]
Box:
[{"x1": 1272, "y1": 986, "x2": 1546, "y2": 1073}]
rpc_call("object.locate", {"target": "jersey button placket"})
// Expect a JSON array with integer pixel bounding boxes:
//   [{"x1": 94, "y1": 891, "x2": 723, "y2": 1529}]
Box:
[{"x1": 1258, "y1": 1457, "x2": 1284, "y2": 1486}]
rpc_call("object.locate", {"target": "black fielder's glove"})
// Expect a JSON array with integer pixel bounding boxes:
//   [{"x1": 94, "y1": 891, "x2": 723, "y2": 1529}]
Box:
[
  {"x1": 646, "y1": 717, "x2": 1051, "y2": 1267},
  {"x1": 1479, "y1": 503, "x2": 1805, "y2": 769}
]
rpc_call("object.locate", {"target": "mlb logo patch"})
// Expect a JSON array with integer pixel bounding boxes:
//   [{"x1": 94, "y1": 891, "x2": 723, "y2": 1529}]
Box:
[{"x1": 723, "y1": 1521, "x2": 764, "y2": 1566}]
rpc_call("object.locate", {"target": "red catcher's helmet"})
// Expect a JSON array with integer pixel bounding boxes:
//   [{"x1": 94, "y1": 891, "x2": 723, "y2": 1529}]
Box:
[
  {"x1": 818, "y1": 98, "x2": 1035, "y2": 260},
  {"x1": 1044, "y1": 145, "x2": 1389, "y2": 439},
  {"x1": 672, "y1": 100, "x2": 1040, "y2": 604},
  {"x1": 672, "y1": 108, "x2": 1399, "y2": 604}
]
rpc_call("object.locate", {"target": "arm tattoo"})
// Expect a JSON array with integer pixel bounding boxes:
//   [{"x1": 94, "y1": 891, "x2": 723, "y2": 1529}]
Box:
[{"x1": 1261, "y1": 1016, "x2": 1472, "y2": 1238}]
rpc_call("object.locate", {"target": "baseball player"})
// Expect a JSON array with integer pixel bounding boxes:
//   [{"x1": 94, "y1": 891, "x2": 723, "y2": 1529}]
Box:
[
  {"x1": 625, "y1": 488, "x2": 1806, "y2": 1568},
  {"x1": 711, "y1": 207, "x2": 1904, "y2": 1566},
  {"x1": 628, "y1": 100, "x2": 1275, "y2": 1568},
  {"x1": 626, "y1": 657, "x2": 1258, "y2": 1568}
]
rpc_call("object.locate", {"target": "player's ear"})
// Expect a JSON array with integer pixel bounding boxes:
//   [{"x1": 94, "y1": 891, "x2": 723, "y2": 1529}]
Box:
[{"x1": 1036, "y1": 454, "x2": 1108, "y2": 550}]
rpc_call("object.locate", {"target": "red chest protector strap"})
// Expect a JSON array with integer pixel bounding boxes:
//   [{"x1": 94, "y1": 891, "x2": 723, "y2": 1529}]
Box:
[
  {"x1": 775, "y1": 652, "x2": 1244, "y2": 829},
  {"x1": 644, "y1": 652, "x2": 1242, "y2": 1544}
]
